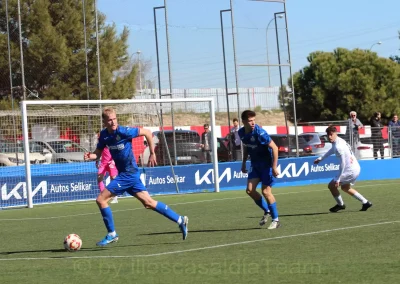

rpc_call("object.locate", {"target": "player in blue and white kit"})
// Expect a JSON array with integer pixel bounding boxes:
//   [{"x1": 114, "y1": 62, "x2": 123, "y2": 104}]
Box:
[
  {"x1": 84, "y1": 107, "x2": 188, "y2": 246},
  {"x1": 239, "y1": 110, "x2": 281, "y2": 229}
]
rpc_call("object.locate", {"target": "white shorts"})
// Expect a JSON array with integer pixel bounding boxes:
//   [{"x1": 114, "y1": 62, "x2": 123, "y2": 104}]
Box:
[{"x1": 335, "y1": 167, "x2": 360, "y2": 185}]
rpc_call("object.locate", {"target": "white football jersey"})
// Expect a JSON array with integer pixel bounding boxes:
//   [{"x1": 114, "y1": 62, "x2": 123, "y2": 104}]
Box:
[
  {"x1": 332, "y1": 136, "x2": 359, "y2": 172},
  {"x1": 319, "y1": 136, "x2": 360, "y2": 182}
]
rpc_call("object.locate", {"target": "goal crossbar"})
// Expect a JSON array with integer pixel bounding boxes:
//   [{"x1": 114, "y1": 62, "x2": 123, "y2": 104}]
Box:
[{"x1": 21, "y1": 98, "x2": 215, "y2": 106}]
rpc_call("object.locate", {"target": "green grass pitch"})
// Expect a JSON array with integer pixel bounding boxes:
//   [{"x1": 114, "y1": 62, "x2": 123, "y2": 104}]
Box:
[{"x1": 0, "y1": 180, "x2": 399, "y2": 284}]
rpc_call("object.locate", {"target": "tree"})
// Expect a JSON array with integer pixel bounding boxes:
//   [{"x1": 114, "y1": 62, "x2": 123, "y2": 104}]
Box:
[
  {"x1": 289, "y1": 48, "x2": 400, "y2": 123},
  {"x1": 0, "y1": 0, "x2": 136, "y2": 110}
]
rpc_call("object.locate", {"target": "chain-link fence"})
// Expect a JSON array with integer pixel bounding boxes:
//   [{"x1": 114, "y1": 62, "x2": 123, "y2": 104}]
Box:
[{"x1": 387, "y1": 126, "x2": 400, "y2": 159}]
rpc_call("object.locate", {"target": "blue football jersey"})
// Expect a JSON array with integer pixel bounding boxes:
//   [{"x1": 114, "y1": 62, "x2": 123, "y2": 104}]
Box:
[
  {"x1": 97, "y1": 126, "x2": 140, "y2": 173},
  {"x1": 238, "y1": 124, "x2": 272, "y2": 166}
]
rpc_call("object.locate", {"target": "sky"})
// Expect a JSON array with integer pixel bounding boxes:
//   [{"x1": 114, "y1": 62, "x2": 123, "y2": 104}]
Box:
[{"x1": 98, "y1": 0, "x2": 400, "y2": 90}]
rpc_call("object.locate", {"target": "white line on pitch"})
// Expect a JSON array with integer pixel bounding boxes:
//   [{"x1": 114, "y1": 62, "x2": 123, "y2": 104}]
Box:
[
  {"x1": 0, "y1": 220, "x2": 398, "y2": 262},
  {"x1": 0, "y1": 181, "x2": 395, "y2": 221}
]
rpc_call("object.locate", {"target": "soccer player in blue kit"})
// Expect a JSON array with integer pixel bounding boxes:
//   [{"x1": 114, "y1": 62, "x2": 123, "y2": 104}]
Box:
[
  {"x1": 84, "y1": 107, "x2": 189, "y2": 246},
  {"x1": 239, "y1": 110, "x2": 281, "y2": 229}
]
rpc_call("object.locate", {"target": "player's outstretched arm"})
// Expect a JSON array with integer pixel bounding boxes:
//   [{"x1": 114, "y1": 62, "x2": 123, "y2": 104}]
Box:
[
  {"x1": 314, "y1": 146, "x2": 335, "y2": 164},
  {"x1": 84, "y1": 148, "x2": 102, "y2": 161},
  {"x1": 139, "y1": 128, "x2": 157, "y2": 167}
]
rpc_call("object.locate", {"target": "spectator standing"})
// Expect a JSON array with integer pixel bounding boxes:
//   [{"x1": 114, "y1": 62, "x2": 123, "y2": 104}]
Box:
[
  {"x1": 369, "y1": 112, "x2": 384, "y2": 159},
  {"x1": 230, "y1": 118, "x2": 242, "y2": 161},
  {"x1": 201, "y1": 124, "x2": 213, "y2": 163},
  {"x1": 346, "y1": 111, "x2": 363, "y2": 152},
  {"x1": 388, "y1": 114, "x2": 400, "y2": 157}
]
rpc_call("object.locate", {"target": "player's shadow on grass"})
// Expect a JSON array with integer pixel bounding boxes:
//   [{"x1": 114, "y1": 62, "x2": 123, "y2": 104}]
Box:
[
  {"x1": 247, "y1": 212, "x2": 330, "y2": 218},
  {"x1": 114, "y1": 242, "x2": 179, "y2": 249},
  {"x1": 247, "y1": 211, "x2": 355, "y2": 218},
  {"x1": 140, "y1": 227, "x2": 262, "y2": 237},
  {"x1": 0, "y1": 247, "x2": 104, "y2": 255}
]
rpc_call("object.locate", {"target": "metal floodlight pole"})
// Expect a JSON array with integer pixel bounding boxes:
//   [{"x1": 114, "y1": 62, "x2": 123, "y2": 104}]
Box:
[
  {"x1": 229, "y1": 0, "x2": 241, "y2": 122},
  {"x1": 283, "y1": 1, "x2": 299, "y2": 157},
  {"x1": 6, "y1": 0, "x2": 14, "y2": 111},
  {"x1": 153, "y1": 6, "x2": 165, "y2": 136},
  {"x1": 17, "y1": 0, "x2": 26, "y2": 100},
  {"x1": 153, "y1": 6, "x2": 164, "y2": 101},
  {"x1": 220, "y1": 9, "x2": 234, "y2": 160},
  {"x1": 82, "y1": 0, "x2": 90, "y2": 100},
  {"x1": 164, "y1": 0, "x2": 177, "y2": 166},
  {"x1": 164, "y1": 0, "x2": 173, "y2": 98},
  {"x1": 6, "y1": 0, "x2": 19, "y2": 165},
  {"x1": 82, "y1": 0, "x2": 93, "y2": 150},
  {"x1": 94, "y1": 0, "x2": 101, "y2": 100},
  {"x1": 274, "y1": 11, "x2": 291, "y2": 157}
]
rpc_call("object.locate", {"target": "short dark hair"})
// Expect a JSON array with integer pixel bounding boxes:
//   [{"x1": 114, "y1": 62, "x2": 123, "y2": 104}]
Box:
[
  {"x1": 241, "y1": 110, "x2": 256, "y2": 121},
  {"x1": 203, "y1": 123, "x2": 209, "y2": 128},
  {"x1": 233, "y1": 118, "x2": 238, "y2": 123},
  {"x1": 325, "y1": 125, "x2": 337, "y2": 134}
]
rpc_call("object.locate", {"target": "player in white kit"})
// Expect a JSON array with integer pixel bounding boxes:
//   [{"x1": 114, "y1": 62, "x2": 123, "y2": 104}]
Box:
[{"x1": 314, "y1": 126, "x2": 373, "y2": 212}]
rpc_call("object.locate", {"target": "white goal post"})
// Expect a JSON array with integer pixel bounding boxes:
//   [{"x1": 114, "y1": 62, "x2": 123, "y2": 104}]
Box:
[{"x1": 11, "y1": 98, "x2": 220, "y2": 209}]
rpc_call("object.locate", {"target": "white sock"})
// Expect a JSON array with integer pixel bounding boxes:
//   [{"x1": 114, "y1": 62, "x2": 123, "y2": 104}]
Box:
[
  {"x1": 108, "y1": 231, "x2": 117, "y2": 237},
  {"x1": 352, "y1": 192, "x2": 368, "y2": 204},
  {"x1": 334, "y1": 195, "x2": 344, "y2": 206},
  {"x1": 177, "y1": 216, "x2": 182, "y2": 225}
]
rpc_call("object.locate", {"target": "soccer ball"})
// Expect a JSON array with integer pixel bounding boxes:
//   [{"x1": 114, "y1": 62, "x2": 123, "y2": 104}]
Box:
[{"x1": 63, "y1": 234, "x2": 82, "y2": 252}]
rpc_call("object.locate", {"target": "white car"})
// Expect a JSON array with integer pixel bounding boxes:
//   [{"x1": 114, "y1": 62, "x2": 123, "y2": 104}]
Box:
[
  {"x1": 299, "y1": 132, "x2": 333, "y2": 156},
  {"x1": 355, "y1": 137, "x2": 390, "y2": 160},
  {"x1": 0, "y1": 140, "x2": 52, "y2": 166},
  {"x1": 30, "y1": 139, "x2": 89, "y2": 163}
]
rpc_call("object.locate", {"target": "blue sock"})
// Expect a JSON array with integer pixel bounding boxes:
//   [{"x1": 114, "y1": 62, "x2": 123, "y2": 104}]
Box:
[
  {"x1": 254, "y1": 197, "x2": 269, "y2": 214},
  {"x1": 154, "y1": 201, "x2": 181, "y2": 223},
  {"x1": 100, "y1": 207, "x2": 115, "y2": 233},
  {"x1": 268, "y1": 202, "x2": 279, "y2": 220}
]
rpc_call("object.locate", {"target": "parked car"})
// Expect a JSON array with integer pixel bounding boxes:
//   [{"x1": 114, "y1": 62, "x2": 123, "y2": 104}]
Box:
[
  {"x1": 355, "y1": 137, "x2": 390, "y2": 160},
  {"x1": 269, "y1": 134, "x2": 313, "y2": 158},
  {"x1": 30, "y1": 139, "x2": 89, "y2": 163},
  {"x1": 336, "y1": 134, "x2": 390, "y2": 160},
  {"x1": 0, "y1": 140, "x2": 51, "y2": 166},
  {"x1": 299, "y1": 132, "x2": 332, "y2": 156},
  {"x1": 139, "y1": 130, "x2": 204, "y2": 166}
]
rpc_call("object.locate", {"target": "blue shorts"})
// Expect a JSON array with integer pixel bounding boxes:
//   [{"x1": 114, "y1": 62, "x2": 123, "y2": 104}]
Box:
[
  {"x1": 248, "y1": 165, "x2": 274, "y2": 187},
  {"x1": 106, "y1": 172, "x2": 146, "y2": 196}
]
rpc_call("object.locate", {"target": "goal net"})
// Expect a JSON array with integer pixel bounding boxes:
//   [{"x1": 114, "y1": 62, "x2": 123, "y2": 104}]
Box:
[{"x1": 1, "y1": 98, "x2": 219, "y2": 209}]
